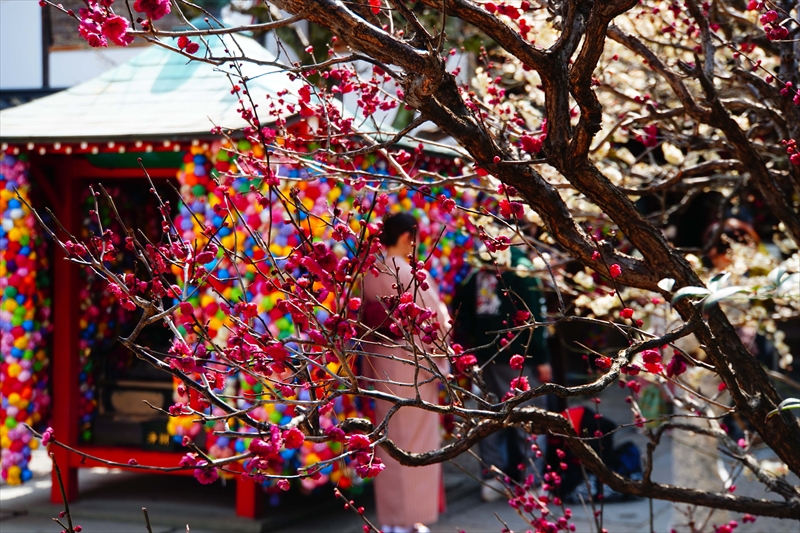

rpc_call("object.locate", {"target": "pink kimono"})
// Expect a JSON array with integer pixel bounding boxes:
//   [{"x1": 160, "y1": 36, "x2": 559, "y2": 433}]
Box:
[{"x1": 362, "y1": 254, "x2": 451, "y2": 529}]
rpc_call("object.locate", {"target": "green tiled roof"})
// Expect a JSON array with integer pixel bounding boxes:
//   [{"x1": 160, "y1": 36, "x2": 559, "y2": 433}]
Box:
[{"x1": 0, "y1": 34, "x2": 300, "y2": 142}]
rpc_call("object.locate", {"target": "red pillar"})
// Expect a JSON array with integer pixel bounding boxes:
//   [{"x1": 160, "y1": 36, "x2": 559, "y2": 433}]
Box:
[
  {"x1": 50, "y1": 178, "x2": 80, "y2": 503},
  {"x1": 236, "y1": 476, "x2": 263, "y2": 518}
]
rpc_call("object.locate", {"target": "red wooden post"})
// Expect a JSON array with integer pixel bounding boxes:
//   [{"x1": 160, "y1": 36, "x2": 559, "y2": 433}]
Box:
[
  {"x1": 50, "y1": 173, "x2": 80, "y2": 503},
  {"x1": 38, "y1": 157, "x2": 264, "y2": 517},
  {"x1": 236, "y1": 475, "x2": 262, "y2": 518}
]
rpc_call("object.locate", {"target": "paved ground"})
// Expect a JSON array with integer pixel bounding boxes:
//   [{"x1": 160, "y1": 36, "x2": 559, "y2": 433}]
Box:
[
  {"x1": 1, "y1": 386, "x2": 795, "y2": 533},
  {"x1": 0, "y1": 449, "x2": 674, "y2": 533}
]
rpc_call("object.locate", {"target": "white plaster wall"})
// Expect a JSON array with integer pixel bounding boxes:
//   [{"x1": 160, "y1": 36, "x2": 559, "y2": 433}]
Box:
[
  {"x1": 49, "y1": 46, "x2": 149, "y2": 88},
  {"x1": 0, "y1": 0, "x2": 44, "y2": 90},
  {"x1": 221, "y1": 1, "x2": 254, "y2": 29},
  {"x1": 342, "y1": 59, "x2": 401, "y2": 129},
  {"x1": 263, "y1": 21, "x2": 304, "y2": 66}
]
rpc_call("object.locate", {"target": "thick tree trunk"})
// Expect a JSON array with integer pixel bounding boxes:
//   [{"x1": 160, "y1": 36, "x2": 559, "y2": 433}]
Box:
[{"x1": 269, "y1": 0, "x2": 800, "y2": 504}]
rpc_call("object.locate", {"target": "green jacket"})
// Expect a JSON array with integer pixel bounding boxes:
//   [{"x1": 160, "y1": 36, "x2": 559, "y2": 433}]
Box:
[{"x1": 451, "y1": 248, "x2": 549, "y2": 366}]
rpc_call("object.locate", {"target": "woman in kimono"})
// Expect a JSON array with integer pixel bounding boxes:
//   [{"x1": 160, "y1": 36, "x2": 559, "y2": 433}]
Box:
[{"x1": 362, "y1": 213, "x2": 451, "y2": 533}]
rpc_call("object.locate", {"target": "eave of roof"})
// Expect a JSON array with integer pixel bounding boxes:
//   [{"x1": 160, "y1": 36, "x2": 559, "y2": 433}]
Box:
[{"x1": 0, "y1": 34, "x2": 300, "y2": 143}]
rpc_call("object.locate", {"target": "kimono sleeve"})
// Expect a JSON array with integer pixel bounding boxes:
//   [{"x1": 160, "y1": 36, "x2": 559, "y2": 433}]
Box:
[{"x1": 418, "y1": 269, "x2": 452, "y2": 374}]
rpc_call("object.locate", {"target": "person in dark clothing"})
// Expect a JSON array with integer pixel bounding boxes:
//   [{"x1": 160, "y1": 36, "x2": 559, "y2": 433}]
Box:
[
  {"x1": 548, "y1": 406, "x2": 643, "y2": 503},
  {"x1": 451, "y1": 246, "x2": 551, "y2": 500}
]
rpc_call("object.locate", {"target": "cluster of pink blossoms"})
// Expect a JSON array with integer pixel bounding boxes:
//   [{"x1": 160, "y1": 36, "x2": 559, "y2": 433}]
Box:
[
  {"x1": 483, "y1": 0, "x2": 538, "y2": 40},
  {"x1": 53, "y1": 0, "x2": 172, "y2": 48},
  {"x1": 635, "y1": 124, "x2": 659, "y2": 148},
  {"x1": 70, "y1": 0, "x2": 134, "y2": 48},
  {"x1": 712, "y1": 518, "x2": 749, "y2": 533},
  {"x1": 40, "y1": 427, "x2": 53, "y2": 446},
  {"x1": 346, "y1": 434, "x2": 385, "y2": 479},
  {"x1": 747, "y1": 0, "x2": 800, "y2": 48},
  {"x1": 640, "y1": 349, "x2": 663, "y2": 374},
  {"x1": 179, "y1": 453, "x2": 219, "y2": 485},
  {"x1": 133, "y1": 0, "x2": 171, "y2": 21},
  {"x1": 783, "y1": 139, "x2": 800, "y2": 166},
  {"x1": 451, "y1": 344, "x2": 478, "y2": 373},
  {"x1": 749, "y1": 4, "x2": 790, "y2": 41}
]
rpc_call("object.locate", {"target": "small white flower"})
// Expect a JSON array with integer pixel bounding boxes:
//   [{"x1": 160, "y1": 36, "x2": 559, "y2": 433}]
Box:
[
  {"x1": 657, "y1": 278, "x2": 676, "y2": 292},
  {"x1": 573, "y1": 270, "x2": 595, "y2": 290},
  {"x1": 686, "y1": 254, "x2": 701, "y2": 269},
  {"x1": 758, "y1": 459, "x2": 789, "y2": 477},
  {"x1": 662, "y1": 143, "x2": 685, "y2": 165},
  {"x1": 776, "y1": 273, "x2": 800, "y2": 297}
]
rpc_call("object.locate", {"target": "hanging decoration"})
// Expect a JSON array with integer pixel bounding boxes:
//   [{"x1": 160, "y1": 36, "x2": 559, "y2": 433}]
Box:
[
  {"x1": 1, "y1": 137, "x2": 488, "y2": 490},
  {"x1": 164, "y1": 139, "x2": 481, "y2": 491},
  {"x1": 0, "y1": 153, "x2": 52, "y2": 485},
  {"x1": 76, "y1": 185, "x2": 166, "y2": 443}
]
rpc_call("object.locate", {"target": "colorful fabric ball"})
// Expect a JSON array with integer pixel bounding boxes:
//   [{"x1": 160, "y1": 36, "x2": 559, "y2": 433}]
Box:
[{"x1": 0, "y1": 153, "x2": 51, "y2": 485}]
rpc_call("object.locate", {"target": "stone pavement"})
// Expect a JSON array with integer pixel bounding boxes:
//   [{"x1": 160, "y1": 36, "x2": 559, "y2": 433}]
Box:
[
  {"x1": 1, "y1": 385, "x2": 795, "y2": 533},
  {"x1": 0, "y1": 445, "x2": 674, "y2": 533}
]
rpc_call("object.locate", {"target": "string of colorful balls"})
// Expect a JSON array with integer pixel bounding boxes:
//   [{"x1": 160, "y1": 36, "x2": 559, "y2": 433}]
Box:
[
  {"x1": 166, "y1": 140, "x2": 482, "y2": 490},
  {"x1": 75, "y1": 186, "x2": 163, "y2": 443},
  {"x1": 0, "y1": 141, "x2": 490, "y2": 488},
  {"x1": 170, "y1": 143, "x2": 371, "y2": 489},
  {"x1": 0, "y1": 153, "x2": 52, "y2": 485}
]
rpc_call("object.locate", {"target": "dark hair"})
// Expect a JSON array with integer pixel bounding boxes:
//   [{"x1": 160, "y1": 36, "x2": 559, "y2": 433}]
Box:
[
  {"x1": 702, "y1": 218, "x2": 760, "y2": 267},
  {"x1": 379, "y1": 213, "x2": 417, "y2": 246},
  {"x1": 704, "y1": 218, "x2": 760, "y2": 252}
]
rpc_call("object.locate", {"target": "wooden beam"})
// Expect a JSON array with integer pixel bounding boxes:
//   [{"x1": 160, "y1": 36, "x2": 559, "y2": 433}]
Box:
[
  {"x1": 67, "y1": 446, "x2": 191, "y2": 473},
  {"x1": 68, "y1": 158, "x2": 177, "y2": 180},
  {"x1": 236, "y1": 475, "x2": 263, "y2": 518},
  {"x1": 50, "y1": 161, "x2": 80, "y2": 504}
]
